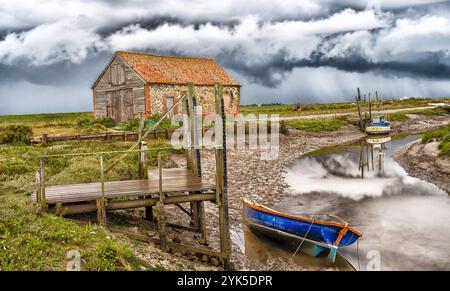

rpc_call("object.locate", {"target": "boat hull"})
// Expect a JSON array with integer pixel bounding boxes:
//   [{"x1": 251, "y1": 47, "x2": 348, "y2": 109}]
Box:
[
  {"x1": 365, "y1": 125, "x2": 391, "y2": 134},
  {"x1": 242, "y1": 200, "x2": 361, "y2": 246}
]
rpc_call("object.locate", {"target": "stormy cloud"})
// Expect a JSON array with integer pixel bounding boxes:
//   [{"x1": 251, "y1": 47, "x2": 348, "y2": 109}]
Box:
[{"x1": 0, "y1": 0, "x2": 450, "y2": 114}]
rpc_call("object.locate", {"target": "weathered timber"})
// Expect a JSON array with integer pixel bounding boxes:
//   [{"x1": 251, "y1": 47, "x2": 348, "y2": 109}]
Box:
[
  {"x1": 215, "y1": 83, "x2": 231, "y2": 269},
  {"x1": 40, "y1": 159, "x2": 47, "y2": 213},
  {"x1": 108, "y1": 227, "x2": 223, "y2": 260},
  {"x1": 51, "y1": 193, "x2": 216, "y2": 215},
  {"x1": 97, "y1": 155, "x2": 107, "y2": 226}
]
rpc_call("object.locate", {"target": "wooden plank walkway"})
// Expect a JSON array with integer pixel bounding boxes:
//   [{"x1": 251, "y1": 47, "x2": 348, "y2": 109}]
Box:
[{"x1": 31, "y1": 168, "x2": 214, "y2": 204}]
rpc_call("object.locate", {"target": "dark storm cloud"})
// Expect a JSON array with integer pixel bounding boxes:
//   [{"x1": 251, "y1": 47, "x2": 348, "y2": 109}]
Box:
[
  {"x1": 0, "y1": 54, "x2": 110, "y2": 86},
  {"x1": 1, "y1": 0, "x2": 450, "y2": 114}
]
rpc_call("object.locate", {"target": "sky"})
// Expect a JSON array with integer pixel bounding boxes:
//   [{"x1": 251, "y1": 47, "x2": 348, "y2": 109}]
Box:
[{"x1": 1, "y1": 0, "x2": 450, "y2": 114}]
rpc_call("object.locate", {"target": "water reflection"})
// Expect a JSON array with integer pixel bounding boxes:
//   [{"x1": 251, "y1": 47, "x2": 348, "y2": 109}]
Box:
[
  {"x1": 360, "y1": 135, "x2": 391, "y2": 177},
  {"x1": 243, "y1": 134, "x2": 450, "y2": 270},
  {"x1": 281, "y1": 134, "x2": 450, "y2": 270}
]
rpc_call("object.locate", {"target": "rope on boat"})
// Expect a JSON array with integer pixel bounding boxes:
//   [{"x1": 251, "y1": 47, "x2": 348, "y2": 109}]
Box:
[{"x1": 291, "y1": 218, "x2": 315, "y2": 259}]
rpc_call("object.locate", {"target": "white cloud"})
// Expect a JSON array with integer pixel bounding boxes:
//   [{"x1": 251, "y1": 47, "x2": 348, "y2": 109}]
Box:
[
  {"x1": 105, "y1": 9, "x2": 390, "y2": 64},
  {"x1": 0, "y1": 19, "x2": 103, "y2": 65},
  {"x1": 316, "y1": 14, "x2": 450, "y2": 62}
]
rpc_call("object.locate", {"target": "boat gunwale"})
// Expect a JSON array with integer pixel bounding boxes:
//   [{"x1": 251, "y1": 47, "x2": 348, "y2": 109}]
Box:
[{"x1": 241, "y1": 199, "x2": 363, "y2": 237}]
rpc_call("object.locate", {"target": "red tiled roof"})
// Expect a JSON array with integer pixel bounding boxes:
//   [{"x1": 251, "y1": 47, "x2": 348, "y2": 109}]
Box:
[{"x1": 116, "y1": 51, "x2": 240, "y2": 86}]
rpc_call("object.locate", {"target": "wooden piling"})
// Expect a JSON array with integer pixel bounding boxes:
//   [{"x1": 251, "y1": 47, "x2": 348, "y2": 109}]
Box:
[
  {"x1": 138, "y1": 141, "x2": 149, "y2": 179},
  {"x1": 40, "y1": 159, "x2": 47, "y2": 213},
  {"x1": 97, "y1": 155, "x2": 106, "y2": 226},
  {"x1": 156, "y1": 153, "x2": 167, "y2": 250},
  {"x1": 42, "y1": 134, "x2": 48, "y2": 146},
  {"x1": 215, "y1": 83, "x2": 231, "y2": 269}
]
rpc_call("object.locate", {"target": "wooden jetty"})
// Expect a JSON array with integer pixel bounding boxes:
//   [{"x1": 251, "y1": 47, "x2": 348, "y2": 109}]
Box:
[{"x1": 32, "y1": 83, "x2": 232, "y2": 268}]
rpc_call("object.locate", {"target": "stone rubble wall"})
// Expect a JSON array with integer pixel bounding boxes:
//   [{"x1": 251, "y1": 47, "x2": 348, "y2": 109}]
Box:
[{"x1": 150, "y1": 84, "x2": 240, "y2": 116}]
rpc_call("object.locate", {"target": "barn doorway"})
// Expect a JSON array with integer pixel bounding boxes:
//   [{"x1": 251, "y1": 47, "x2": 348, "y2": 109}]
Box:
[{"x1": 106, "y1": 89, "x2": 134, "y2": 122}]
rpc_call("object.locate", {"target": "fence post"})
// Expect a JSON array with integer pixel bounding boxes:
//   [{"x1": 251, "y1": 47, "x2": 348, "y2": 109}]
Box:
[
  {"x1": 40, "y1": 159, "x2": 47, "y2": 213},
  {"x1": 97, "y1": 154, "x2": 107, "y2": 226},
  {"x1": 42, "y1": 134, "x2": 48, "y2": 146}
]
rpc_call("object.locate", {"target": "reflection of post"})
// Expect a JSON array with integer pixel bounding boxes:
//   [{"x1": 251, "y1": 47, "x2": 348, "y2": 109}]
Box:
[
  {"x1": 359, "y1": 141, "x2": 364, "y2": 179},
  {"x1": 366, "y1": 141, "x2": 370, "y2": 171},
  {"x1": 371, "y1": 144, "x2": 374, "y2": 171}
]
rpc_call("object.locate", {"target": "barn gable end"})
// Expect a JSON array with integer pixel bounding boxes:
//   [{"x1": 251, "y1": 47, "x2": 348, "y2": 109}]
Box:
[{"x1": 92, "y1": 55, "x2": 146, "y2": 122}]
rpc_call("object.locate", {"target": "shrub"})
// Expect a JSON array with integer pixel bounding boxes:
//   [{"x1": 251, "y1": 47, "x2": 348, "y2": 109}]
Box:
[
  {"x1": 0, "y1": 125, "x2": 33, "y2": 144},
  {"x1": 76, "y1": 117, "x2": 115, "y2": 130},
  {"x1": 146, "y1": 114, "x2": 179, "y2": 129},
  {"x1": 122, "y1": 118, "x2": 140, "y2": 131},
  {"x1": 96, "y1": 117, "x2": 115, "y2": 128},
  {"x1": 76, "y1": 118, "x2": 94, "y2": 128}
]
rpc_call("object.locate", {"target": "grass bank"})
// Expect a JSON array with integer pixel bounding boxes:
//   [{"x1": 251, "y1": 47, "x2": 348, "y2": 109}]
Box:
[
  {"x1": 422, "y1": 123, "x2": 450, "y2": 157},
  {"x1": 0, "y1": 195, "x2": 145, "y2": 271},
  {"x1": 0, "y1": 139, "x2": 182, "y2": 270},
  {"x1": 286, "y1": 117, "x2": 348, "y2": 132},
  {"x1": 241, "y1": 98, "x2": 449, "y2": 117}
]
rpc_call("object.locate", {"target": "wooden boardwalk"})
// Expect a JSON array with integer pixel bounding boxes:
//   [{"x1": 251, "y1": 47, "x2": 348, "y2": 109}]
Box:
[{"x1": 31, "y1": 168, "x2": 215, "y2": 204}]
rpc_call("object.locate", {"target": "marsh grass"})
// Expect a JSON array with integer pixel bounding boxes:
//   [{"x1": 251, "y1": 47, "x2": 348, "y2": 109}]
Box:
[
  {"x1": 241, "y1": 98, "x2": 450, "y2": 117},
  {"x1": 388, "y1": 112, "x2": 410, "y2": 121},
  {"x1": 0, "y1": 195, "x2": 148, "y2": 271},
  {"x1": 422, "y1": 123, "x2": 450, "y2": 157},
  {"x1": 0, "y1": 139, "x2": 178, "y2": 195},
  {"x1": 286, "y1": 117, "x2": 348, "y2": 132}
]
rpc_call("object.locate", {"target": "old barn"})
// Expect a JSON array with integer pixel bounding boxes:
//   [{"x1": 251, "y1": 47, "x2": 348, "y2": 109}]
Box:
[{"x1": 92, "y1": 51, "x2": 241, "y2": 122}]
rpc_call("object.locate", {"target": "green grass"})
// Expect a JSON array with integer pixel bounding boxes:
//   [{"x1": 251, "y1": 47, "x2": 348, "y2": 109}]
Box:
[
  {"x1": 0, "y1": 139, "x2": 180, "y2": 196},
  {"x1": 388, "y1": 112, "x2": 410, "y2": 121},
  {"x1": 286, "y1": 117, "x2": 348, "y2": 132},
  {"x1": 0, "y1": 112, "x2": 93, "y2": 136},
  {"x1": 0, "y1": 195, "x2": 143, "y2": 270},
  {"x1": 407, "y1": 107, "x2": 449, "y2": 116},
  {"x1": 422, "y1": 123, "x2": 450, "y2": 157},
  {"x1": 0, "y1": 138, "x2": 182, "y2": 270},
  {"x1": 241, "y1": 98, "x2": 450, "y2": 117}
]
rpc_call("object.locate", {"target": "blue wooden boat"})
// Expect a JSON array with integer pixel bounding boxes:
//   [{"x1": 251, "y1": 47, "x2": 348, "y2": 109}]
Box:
[
  {"x1": 365, "y1": 115, "x2": 391, "y2": 134},
  {"x1": 242, "y1": 199, "x2": 362, "y2": 263}
]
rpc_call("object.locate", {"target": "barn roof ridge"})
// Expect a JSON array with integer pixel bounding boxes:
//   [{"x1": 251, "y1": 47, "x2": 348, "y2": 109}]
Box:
[
  {"x1": 115, "y1": 50, "x2": 240, "y2": 87},
  {"x1": 116, "y1": 50, "x2": 215, "y2": 61}
]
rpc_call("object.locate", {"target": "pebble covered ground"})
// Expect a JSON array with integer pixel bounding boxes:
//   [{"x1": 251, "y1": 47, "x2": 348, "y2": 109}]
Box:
[{"x1": 113, "y1": 114, "x2": 449, "y2": 270}]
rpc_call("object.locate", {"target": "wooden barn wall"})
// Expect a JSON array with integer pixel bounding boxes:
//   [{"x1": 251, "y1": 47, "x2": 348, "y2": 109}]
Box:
[{"x1": 92, "y1": 55, "x2": 146, "y2": 119}]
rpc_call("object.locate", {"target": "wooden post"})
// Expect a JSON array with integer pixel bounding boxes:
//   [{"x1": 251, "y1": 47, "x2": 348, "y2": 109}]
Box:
[
  {"x1": 138, "y1": 140, "x2": 151, "y2": 220},
  {"x1": 187, "y1": 83, "x2": 201, "y2": 176},
  {"x1": 138, "y1": 141, "x2": 149, "y2": 179},
  {"x1": 42, "y1": 134, "x2": 48, "y2": 146},
  {"x1": 156, "y1": 153, "x2": 167, "y2": 250},
  {"x1": 356, "y1": 88, "x2": 363, "y2": 129},
  {"x1": 40, "y1": 159, "x2": 47, "y2": 213},
  {"x1": 215, "y1": 83, "x2": 231, "y2": 269},
  {"x1": 97, "y1": 155, "x2": 107, "y2": 226}
]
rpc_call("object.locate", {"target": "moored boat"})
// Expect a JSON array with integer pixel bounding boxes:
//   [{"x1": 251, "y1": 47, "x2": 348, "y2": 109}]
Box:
[
  {"x1": 365, "y1": 115, "x2": 391, "y2": 134},
  {"x1": 241, "y1": 199, "x2": 362, "y2": 263}
]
